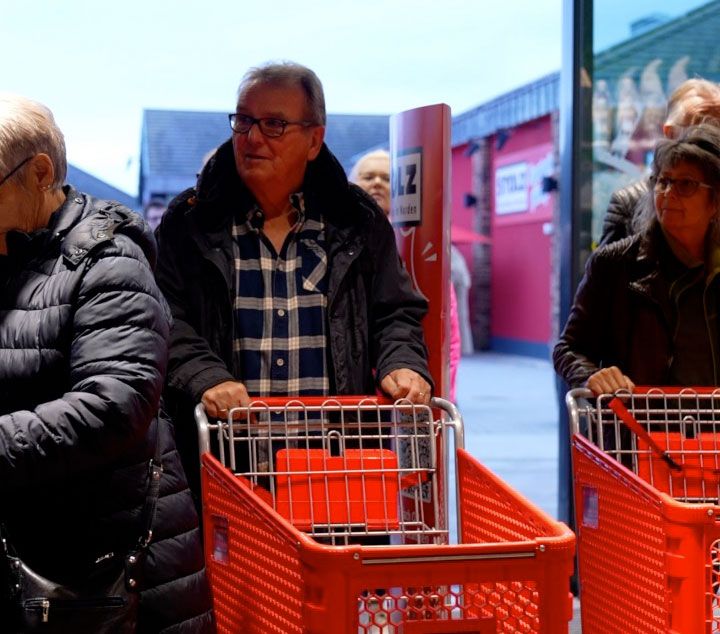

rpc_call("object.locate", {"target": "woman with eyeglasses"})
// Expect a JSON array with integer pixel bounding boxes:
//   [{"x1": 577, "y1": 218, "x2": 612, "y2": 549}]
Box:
[
  {"x1": 554, "y1": 124, "x2": 720, "y2": 395},
  {"x1": 0, "y1": 94, "x2": 213, "y2": 632}
]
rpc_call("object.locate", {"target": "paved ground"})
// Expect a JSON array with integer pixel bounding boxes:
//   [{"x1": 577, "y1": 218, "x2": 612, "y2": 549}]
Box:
[
  {"x1": 456, "y1": 352, "x2": 581, "y2": 633},
  {"x1": 457, "y1": 352, "x2": 559, "y2": 517}
]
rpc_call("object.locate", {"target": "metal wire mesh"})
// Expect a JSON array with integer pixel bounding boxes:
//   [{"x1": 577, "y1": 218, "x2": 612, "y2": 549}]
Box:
[
  {"x1": 576, "y1": 388, "x2": 720, "y2": 503},
  {"x1": 205, "y1": 397, "x2": 447, "y2": 544}
]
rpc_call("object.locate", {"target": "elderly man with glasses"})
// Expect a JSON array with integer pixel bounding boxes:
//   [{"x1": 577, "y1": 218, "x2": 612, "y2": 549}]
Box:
[{"x1": 154, "y1": 61, "x2": 432, "y2": 497}]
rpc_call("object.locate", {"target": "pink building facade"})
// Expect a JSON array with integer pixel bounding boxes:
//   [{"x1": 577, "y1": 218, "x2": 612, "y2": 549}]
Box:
[{"x1": 450, "y1": 74, "x2": 559, "y2": 358}]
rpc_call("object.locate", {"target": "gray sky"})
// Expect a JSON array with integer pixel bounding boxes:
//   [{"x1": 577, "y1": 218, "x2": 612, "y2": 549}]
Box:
[{"x1": 4, "y1": 0, "x2": 706, "y2": 196}]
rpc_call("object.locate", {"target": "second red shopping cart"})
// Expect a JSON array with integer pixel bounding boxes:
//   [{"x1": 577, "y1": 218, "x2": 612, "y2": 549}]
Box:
[
  {"x1": 568, "y1": 386, "x2": 720, "y2": 634},
  {"x1": 198, "y1": 395, "x2": 575, "y2": 633}
]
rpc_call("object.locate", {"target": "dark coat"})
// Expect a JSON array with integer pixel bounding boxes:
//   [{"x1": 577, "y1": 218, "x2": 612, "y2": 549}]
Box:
[
  {"x1": 554, "y1": 224, "x2": 695, "y2": 388},
  {"x1": 154, "y1": 140, "x2": 431, "y2": 492},
  {"x1": 598, "y1": 179, "x2": 650, "y2": 247},
  {"x1": 0, "y1": 189, "x2": 213, "y2": 633}
]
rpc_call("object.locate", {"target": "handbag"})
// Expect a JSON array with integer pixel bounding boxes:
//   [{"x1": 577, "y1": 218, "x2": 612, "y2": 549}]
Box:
[{"x1": 2, "y1": 426, "x2": 163, "y2": 633}]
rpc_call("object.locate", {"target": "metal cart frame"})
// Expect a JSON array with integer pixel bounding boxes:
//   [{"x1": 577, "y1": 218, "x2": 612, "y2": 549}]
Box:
[
  {"x1": 568, "y1": 387, "x2": 720, "y2": 634},
  {"x1": 198, "y1": 395, "x2": 575, "y2": 633}
]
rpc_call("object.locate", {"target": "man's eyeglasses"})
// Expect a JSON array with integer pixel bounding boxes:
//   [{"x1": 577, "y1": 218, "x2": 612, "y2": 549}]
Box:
[
  {"x1": 652, "y1": 175, "x2": 713, "y2": 198},
  {"x1": 228, "y1": 113, "x2": 313, "y2": 138},
  {"x1": 0, "y1": 156, "x2": 33, "y2": 189}
]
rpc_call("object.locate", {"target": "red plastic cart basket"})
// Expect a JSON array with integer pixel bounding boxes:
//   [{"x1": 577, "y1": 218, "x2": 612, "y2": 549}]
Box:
[
  {"x1": 568, "y1": 386, "x2": 720, "y2": 634},
  {"x1": 197, "y1": 395, "x2": 575, "y2": 633}
]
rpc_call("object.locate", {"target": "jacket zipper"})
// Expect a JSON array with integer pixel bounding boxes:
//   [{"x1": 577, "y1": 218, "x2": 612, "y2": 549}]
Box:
[
  {"x1": 628, "y1": 280, "x2": 674, "y2": 376},
  {"x1": 24, "y1": 596, "x2": 127, "y2": 622}
]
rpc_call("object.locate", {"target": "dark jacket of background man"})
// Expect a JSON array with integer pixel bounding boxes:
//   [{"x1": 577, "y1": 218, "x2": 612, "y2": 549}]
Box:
[{"x1": 155, "y1": 140, "x2": 431, "y2": 491}]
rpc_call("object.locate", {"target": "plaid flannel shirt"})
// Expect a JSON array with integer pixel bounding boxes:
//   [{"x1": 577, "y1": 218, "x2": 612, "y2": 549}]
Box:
[{"x1": 231, "y1": 193, "x2": 329, "y2": 396}]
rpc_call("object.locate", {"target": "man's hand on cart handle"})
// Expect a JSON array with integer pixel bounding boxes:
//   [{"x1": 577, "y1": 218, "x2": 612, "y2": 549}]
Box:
[
  {"x1": 202, "y1": 380, "x2": 252, "y2": 419},
  {"x1": 380, "y1": 368, "x2": 431, "y2": 405},
  {"x1": 586, "y1": 366, "x2": 635, "y2": 396}
]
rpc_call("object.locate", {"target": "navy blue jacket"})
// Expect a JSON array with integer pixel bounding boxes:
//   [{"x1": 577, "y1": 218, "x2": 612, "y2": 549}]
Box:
[{"x1": 0, "y1": 189, "x2": 213, "y2": 633}]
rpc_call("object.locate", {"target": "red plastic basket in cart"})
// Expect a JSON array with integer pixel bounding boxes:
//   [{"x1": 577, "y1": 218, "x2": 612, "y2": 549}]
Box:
[
  {"x1": 197, "y1": 395, "x2": 575, "y2": 633},
  {"x1": 567, "y1": 386, "x2": 720, "y2": 634},
  {"x1": 274, "y1": 447, "x2": 427, "y2": 530}
]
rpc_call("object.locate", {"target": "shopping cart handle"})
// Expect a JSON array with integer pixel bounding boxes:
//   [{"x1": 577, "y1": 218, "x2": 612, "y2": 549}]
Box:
[{"x1": 244, "y1": 395, "x2": 394, "y2": 407}]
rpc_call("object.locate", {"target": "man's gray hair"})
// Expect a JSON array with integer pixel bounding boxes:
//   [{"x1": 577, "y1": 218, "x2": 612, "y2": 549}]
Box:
[
  {"x1": 237, "y1": 61, "x2": 326, "y2": 126},
  {"x1": 634, "y1": 124, "x2": 720, "y2": 243},
  {"x1": 0, "y1": 93, "x2": 67, "y2": 188}
]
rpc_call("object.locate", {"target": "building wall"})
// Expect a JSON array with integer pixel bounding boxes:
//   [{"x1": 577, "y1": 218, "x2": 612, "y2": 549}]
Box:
[
  {"x1": 488, "y1": 115, "x2": 555, "y2": 357},
  {"x1": 451, "y1": 142, "x2": 491, "y2": 352}
]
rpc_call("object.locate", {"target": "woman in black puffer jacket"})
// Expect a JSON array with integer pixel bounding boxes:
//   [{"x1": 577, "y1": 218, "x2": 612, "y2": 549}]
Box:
[{"x1": 0, "y1": 94, "x2": 213, "y2": 632}]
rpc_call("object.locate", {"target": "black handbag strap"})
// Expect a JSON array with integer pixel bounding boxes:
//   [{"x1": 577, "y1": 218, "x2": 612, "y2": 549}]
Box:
[{"x1": 137, "y1": 418, "x2": 164, "y2": 550}]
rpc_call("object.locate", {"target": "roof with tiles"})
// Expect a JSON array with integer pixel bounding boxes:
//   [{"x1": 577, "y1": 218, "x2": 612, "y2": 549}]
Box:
[
  {"x1": 66, "y1": 164, "x2": 138, "y2": 211},
  {"x1": 141, "y1": 109, "x2": 228, "y2": 179}
]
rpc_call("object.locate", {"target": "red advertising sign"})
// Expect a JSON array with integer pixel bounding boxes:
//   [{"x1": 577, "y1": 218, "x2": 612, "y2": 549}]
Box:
[
  {"x1": 389, "y1": 104, "x2": 452, "y2": 398},
  {"x1": 390, "y1": 104, "x2": 452, "y2": 542}
]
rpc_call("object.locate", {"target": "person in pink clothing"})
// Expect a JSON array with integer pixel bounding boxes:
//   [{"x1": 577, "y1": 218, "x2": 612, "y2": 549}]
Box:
[
  {"x1": 351, "y1": 149, "x2": 461, "y2": 400},
  {"x1": 448, "y1": 282, "x2": 461, "y2": 401}
]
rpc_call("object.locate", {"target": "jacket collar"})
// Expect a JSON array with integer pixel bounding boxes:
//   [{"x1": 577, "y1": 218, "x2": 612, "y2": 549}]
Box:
[
  {"x1": 50, "y1": 186, "x2": 87, "y2": 237},
  {"x1": 5, "y1": 186, "x2": 157, "y2": 269},
  {"x1": 190, "y1": 139, "x2": 373, "y2": 234},
  {"x1": 5, "y1": 185, "x2": 83, "y2": 262}
]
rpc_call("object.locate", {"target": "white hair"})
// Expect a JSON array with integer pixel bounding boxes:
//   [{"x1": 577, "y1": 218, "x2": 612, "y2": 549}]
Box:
[
  {"x1": 0, "y1": 93, "x2": 66, "y2": 188},
  {"x1": 349, "y1": 148, "x2": 390, "y2": 183}
]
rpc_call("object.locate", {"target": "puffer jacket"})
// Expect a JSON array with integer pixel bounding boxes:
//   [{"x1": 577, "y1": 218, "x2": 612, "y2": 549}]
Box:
[
  {"x1": 154, "y1": 141, "x2": 431, "y2": 496},
  {"x1": 598, "y1": 179, "x2": 650, "y2": 246},
  {"x1": 0, "y1": 188, "x2": 213, "y2": 632},
  {"x1": 553, "y1": 222, "x2": 720, "y2": 389}
]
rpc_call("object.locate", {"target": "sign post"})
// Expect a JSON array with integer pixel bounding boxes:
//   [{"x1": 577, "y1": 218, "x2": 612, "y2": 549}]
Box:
[
  {"x1": 390, "y1": 104, "x2": 452, "y2": 542},
  {"x1": 389, "y1": 103, "x2": 452, "y2": 398}
]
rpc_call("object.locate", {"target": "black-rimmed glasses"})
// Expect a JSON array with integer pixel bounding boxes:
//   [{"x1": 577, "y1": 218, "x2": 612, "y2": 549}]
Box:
[
  {"x1": 652, "y1": 175, "x2": 713, "y2": 198},
  {"x1": 228, "y1": 113, "x2": 313, "y2": 138},
  {"x1": 0, "y1": 156, "x2": 33, "y2": 188}
]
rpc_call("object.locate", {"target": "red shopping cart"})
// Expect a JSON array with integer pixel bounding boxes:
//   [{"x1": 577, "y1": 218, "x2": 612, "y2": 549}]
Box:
[
  {"x1": 197, "y1": 395, "x2": 575, "y2": 633},
  {"x1": 567, "y1": 387, "x2": 720, "y2": 634}
]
